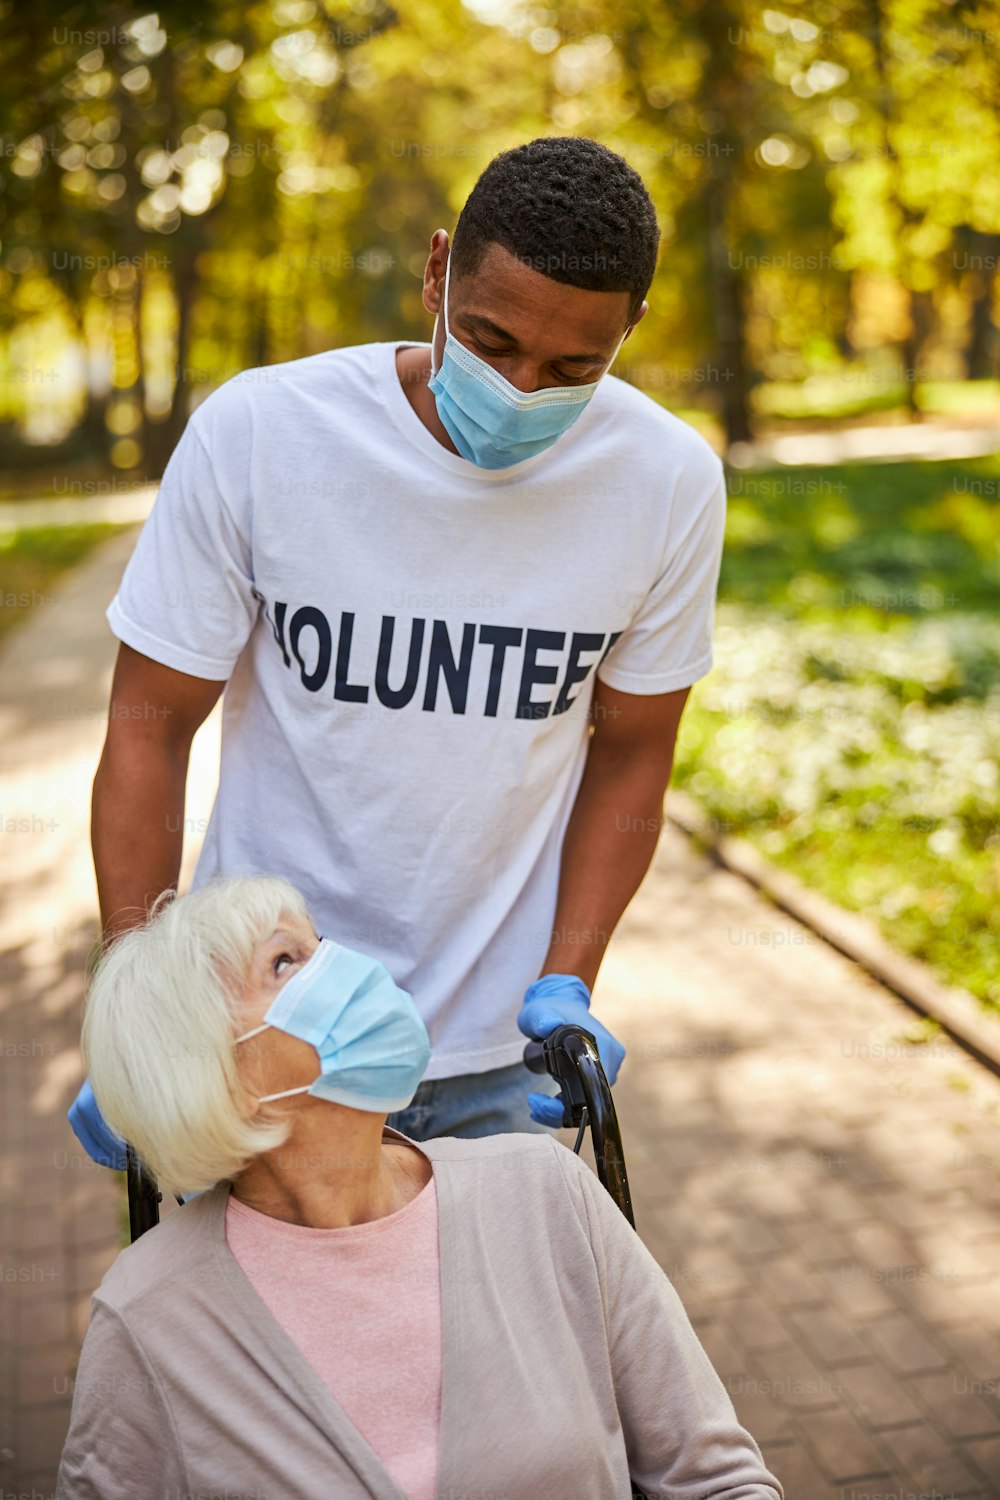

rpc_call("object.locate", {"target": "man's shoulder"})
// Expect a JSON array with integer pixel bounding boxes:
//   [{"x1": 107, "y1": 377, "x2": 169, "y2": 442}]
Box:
[
  {"x1": 593, "y1": 372, "x2": 725, "y2": 487},
  {"x1": 227, "y1": 342, "x2": 383, "y2": 393},
  {"x1": 187, "y1": 342, "x2": 387, "y2": 441}
]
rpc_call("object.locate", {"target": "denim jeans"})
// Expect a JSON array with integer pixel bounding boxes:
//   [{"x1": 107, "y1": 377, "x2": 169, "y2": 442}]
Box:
[{"x1": 385, "y1": 1059, "x2": 562, "y2": 1142}]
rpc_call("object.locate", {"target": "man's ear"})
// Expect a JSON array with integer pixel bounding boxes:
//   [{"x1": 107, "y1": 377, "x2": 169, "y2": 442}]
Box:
[
  {"x1": 422, "y1": 228, "x2": 450, "y2": 317},
  {"x1": 624, "y1": 299, "x2": 649, "y2": 338}
]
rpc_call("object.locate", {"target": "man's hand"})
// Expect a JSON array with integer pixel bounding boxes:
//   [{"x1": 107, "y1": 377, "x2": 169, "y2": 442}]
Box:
[
  {"x1": 68, "y1": 1079, "x2": 128, "y2": 1170},
  {"x1": 517, "y1": 973, "x2": 627, "y2": 1126}
]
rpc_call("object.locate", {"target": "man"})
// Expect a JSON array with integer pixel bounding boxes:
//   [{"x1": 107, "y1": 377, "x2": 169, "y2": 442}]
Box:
[{"x1": 70, "y1": 135, "x2": 726, "y2": 1158}]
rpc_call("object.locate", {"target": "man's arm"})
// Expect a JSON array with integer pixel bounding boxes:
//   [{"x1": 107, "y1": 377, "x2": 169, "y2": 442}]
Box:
[
  {"x1": 91, "y1": 643, "x2": 226, "y2": 947},
  {"x1": 538, "y1": 679, "x2": 691, "y2": 989}
]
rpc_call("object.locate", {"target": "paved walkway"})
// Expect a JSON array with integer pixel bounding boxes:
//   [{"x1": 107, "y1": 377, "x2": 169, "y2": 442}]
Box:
[
  {"x1": 1, "y1": 529, "x2": 999, "y2": 1497},
  {"x1": 0, "y1": 485, "x2": 157, "y2": 534},
  {"x1": 729, "y1": 418, "x2": 1000, "y2": 468}
]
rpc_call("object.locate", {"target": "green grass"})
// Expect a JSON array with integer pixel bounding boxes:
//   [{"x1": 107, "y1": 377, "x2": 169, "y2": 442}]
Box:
[
  {"x1": 0, "y1": 524, "x2": 133, "y2": 643},
  {"x1": 722, "y1": 457, "x2": 1000, "y2": 617},
  {"x1": 675, "y1": 456, "x2": 1000, "y2": 1012}
]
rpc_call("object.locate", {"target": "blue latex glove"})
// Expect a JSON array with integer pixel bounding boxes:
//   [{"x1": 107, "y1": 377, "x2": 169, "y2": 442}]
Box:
[
  {"x1": 68, "y1": 1078, "x2": 127, "y2": 1171},
  {"x1": 517, "y1": 974, "x2": 627, "y2": 1127}
]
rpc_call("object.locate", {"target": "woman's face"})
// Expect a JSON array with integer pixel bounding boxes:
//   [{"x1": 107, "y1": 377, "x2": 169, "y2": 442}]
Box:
[{"x1": 234, "y1": 912, "x2": 322, "y2": 1102}]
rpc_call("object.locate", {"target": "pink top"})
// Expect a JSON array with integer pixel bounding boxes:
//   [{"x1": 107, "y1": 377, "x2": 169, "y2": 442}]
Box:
[{"x1": 225, "y1": 1173, "x2": 442, "y2": 1500}]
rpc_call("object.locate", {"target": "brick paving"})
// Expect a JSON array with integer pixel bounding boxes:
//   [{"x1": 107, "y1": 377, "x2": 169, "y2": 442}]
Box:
[
  {"x1": 589, "y1": 828, "x2": 1000, "y2": 1498},
  {"x1": 2, "y1": 528, "x2": 1000, "y2": 1496}
]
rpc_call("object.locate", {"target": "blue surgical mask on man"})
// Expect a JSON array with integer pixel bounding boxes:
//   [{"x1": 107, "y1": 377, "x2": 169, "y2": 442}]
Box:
[
  {"x1": 427, "y1": 252, "x2": 630, "y2": 470},
  {"x1": 235, "y1": 938, "x2": 431, "y2": 1113}
]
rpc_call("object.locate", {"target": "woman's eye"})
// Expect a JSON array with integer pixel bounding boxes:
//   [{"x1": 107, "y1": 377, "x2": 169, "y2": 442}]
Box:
[{"x1": 273, "y1": 951, "x2": 295, "y2": 977}]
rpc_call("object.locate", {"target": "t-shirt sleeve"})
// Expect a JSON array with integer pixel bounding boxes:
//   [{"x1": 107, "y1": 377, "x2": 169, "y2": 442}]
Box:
[
  {"x1": 56, "y1": 1300, "x2": 186, "y2": 1497},
  {"x1": 106, "y1": 399, "x2": 259, "y2": 680},
  {"x1": 553, "y1": 1144, "x2": 784, "y2": 1500},
  {"x1": 596, "y1": 456, "x2": 727, "y2": 695}
]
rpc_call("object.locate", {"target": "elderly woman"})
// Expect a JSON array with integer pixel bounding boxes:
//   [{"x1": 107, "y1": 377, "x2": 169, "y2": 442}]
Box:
[{"x1": 57, "y1": 874, "x2": 782, "y2": 1500}]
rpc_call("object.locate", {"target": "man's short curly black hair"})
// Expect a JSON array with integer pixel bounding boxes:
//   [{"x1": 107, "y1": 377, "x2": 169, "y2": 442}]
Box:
[{"x1": 450, "y1": 136, "x2": 660, "y2": 326}]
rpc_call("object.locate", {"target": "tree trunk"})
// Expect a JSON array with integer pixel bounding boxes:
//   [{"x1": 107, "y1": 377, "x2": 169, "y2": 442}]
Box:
[
  {"x1": 146, "y1": 252, "x2": 199, "y2": 476},
  {"x1": 708, "y1": 190, "x2": 753, "y2": 446},
  {"x1": 964, "y1": 229, "x2": 1000, "y2": 380},
  {"x1": 699, "y1": 1, "x2": 754, "y2": 449},
  {"x1": 868, "y1": 0, "x2": 921, "y2": 419},
  {"x1": 901, "y1": 287, "x2": 934, "y2": 418},
  {"x1": 619, "y1": 5, "x2": 755, "y2": 449}
]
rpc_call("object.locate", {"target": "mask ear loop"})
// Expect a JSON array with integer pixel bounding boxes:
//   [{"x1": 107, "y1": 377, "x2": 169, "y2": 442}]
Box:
[
  {"x1": 256, "y1": 1083, "x2": 312, "y2": 1104},
  {"x1": 234, "y1": 1021, "x2": 270, "y2": 1045},
  {"x1": 233, "y1": 1021, "x2": 315, "y2": 1103},
  {"x1": 429, "y1": 252, "x2": 452, "y2": 380}
]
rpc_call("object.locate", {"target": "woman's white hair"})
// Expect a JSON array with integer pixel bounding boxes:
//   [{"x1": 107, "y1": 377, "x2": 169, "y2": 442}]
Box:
[{"x1": 82, "y1": 874, "x2": 314, "y2": 1195}]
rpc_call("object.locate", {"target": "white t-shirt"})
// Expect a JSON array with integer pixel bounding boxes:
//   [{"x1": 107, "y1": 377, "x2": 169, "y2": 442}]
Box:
[{"x1": 106, "y1": 340, "x2": 726, "y2": 1079}]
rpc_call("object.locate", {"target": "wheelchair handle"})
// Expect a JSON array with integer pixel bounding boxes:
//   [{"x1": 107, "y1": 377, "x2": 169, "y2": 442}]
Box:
[{"x1": 524, "y1": 1022, "x2": 635, "y2": 1229}]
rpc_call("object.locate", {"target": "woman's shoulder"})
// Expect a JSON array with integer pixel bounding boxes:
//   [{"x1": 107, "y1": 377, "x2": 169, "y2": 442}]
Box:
[
  {"x1": 407, "y1": 1128, "x2": 568, "y2": 1178},
  {"x1": 90, "y1": 1184, "x2": 229, "y2": 1314},
  {"x1": 411, "y1": 1128, "x2": 559, "y2": 1158},
  {"x1": 417, "y1": 1131, "x2": 596, "y2": 1221}
]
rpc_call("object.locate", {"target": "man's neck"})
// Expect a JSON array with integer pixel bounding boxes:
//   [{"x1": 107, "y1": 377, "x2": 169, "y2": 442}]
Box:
[{"x1": 395, "y1": 345, "x2": 461, "y2": 457}]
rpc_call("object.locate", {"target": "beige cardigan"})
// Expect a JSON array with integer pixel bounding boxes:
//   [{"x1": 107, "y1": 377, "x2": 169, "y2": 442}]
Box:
[{"x1": 57, "y1": 1128, "x2": 783, "y2": 1499}]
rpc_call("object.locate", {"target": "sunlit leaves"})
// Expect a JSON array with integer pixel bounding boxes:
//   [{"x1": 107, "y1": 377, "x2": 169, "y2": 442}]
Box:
[{"x1": 4, "y1": 0, "x2": 1000, "y2": 460}]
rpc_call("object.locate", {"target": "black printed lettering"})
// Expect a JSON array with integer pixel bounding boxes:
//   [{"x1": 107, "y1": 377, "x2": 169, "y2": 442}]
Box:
[
  {"x1": 553, "y1": 631, "x2": 607, "y2": 715},
  {"x1": 375, "y1": 616, "x2": 426, "y2": 709},
  {"x1": 270, "y1": 605, "x2": 629, "y2": 720},
  {"x1": 423, "y1": 620, "x2": 476, "y2": 714},
  {"x1": 517, "y1": 629, "x2": 566, "y2": 720},
  {"x1": 478, "y1": 625, "x2": 524, "y2": 718},
  {"x1": 334, "y1": 612, "x2": 369, "y2": 703},
  {"x1": 288, "y1": 606, "x2": 332, "y2": 693},
  {"x1": 271, "y1": 599, "x2": 291, "y2": 668}
]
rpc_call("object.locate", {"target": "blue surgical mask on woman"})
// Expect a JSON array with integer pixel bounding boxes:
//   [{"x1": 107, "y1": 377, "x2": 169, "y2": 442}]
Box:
[
  {"x1": 235, "y1": 939, "x2": 431, "y2": 1113},
  {"x1": 427, "y1": 252, "x2": 629, "y2": 470}
]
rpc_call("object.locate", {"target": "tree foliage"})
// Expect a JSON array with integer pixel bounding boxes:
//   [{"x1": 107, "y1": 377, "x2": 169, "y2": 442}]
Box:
[{"x1": 2, "y1": 0, "x2": 999, "y2": 471}]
